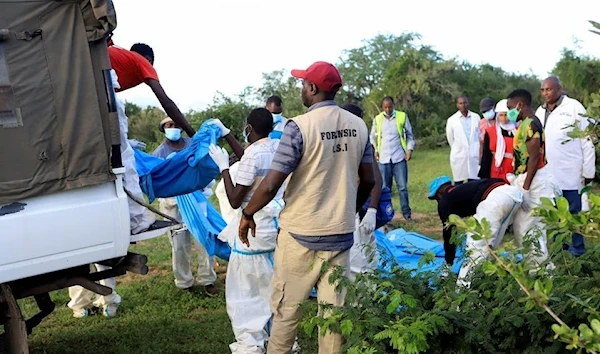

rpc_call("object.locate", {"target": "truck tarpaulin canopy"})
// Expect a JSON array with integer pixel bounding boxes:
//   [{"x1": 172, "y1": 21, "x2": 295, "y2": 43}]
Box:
[{"x1": 0, "y1": 0, "x2": 118, "y2": 205}]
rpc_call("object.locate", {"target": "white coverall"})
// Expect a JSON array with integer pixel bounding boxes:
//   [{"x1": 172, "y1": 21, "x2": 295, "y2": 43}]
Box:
[
  {"x1": 510, "y1": 167, "x2": 560, "y2": 265},
  {"x1": 68, "y1": 69, "x2": 155, "y2": 315},
  {"x1": 348, "y1": 215, "x2": 379, "y2": 282},
  {"x1": 457, "y1": 185, "x2": 523, "y2": 287},
  {"x1": 112, "y1": 69, "x2": 156, "y2": 234},
  {"x1": 219, "y1": 200, "x2": 283, "y2": 354},
  {"x1": 215, "y1": 161, "x2": 284, "y2": 354},
  {"x1": 159, "y1": 194, "x2": 217, "y2": 289},
  {"x1": 67, "y1": 264, "x2": 121, "y2": 316},
  {"x1": 215, "y1": 162, "x2": 241, "y2": 224},
  {"x1": 446, "y1": 110, "x2": 482, "y2": 182}
]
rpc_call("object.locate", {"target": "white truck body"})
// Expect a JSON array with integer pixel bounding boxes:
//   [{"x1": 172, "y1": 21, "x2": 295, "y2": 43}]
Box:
[{"x1": 0, "y1": 168, "x2": 130, "y2": 284}]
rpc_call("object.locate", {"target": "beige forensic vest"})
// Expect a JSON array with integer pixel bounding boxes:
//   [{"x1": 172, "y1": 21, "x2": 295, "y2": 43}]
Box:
[{"x1": 278, "y1": 105, "x2": 369, "y2": 236}]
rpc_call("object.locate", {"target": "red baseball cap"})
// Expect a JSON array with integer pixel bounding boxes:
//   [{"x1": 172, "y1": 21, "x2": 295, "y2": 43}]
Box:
[{"x1": 291, "y1": 61, "x2": 343, "y2": 93}]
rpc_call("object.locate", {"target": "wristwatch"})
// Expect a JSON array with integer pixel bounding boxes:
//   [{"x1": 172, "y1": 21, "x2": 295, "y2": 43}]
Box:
[{"x1": 242, "y1": 208, "x2": 253, "y2": 220}]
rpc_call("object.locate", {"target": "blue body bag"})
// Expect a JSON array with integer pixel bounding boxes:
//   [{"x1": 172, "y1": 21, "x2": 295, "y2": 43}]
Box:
[
  {"x1": 176, "y1": 190, "x2": 231, "y2": 261},
  {"x1": 133, "y1": 123, "x2": 221, "y2": 203}
]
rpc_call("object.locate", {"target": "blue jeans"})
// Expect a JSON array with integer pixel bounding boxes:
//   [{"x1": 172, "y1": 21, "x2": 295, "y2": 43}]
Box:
[
  {"x1": 562, "y1": 190, "x2": 586, "y2": 256},
  {"x1": 378, "y1": 160, "x2": 411, "y2": 219}
]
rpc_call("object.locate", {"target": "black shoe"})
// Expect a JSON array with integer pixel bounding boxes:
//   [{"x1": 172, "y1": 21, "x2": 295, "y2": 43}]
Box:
[
  {"x1": 147, "y1": 220, "x2": 176, "y2": 231},
  {"x1": 204, "y1": 284, "x2": 219, "y2": 297}
]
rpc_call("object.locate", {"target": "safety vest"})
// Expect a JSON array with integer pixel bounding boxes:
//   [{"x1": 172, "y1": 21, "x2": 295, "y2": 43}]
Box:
[
  {"x1": 487, "y1": 126, "x2": 515, "y2": 183},
  {"x1": 375, "y1": 110, "x2": 407, "y2": 153}
]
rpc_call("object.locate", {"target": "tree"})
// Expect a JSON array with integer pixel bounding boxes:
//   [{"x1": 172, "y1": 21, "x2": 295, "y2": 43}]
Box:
[
  {"x1": 254, "y1": 70, "x2": 304, "y2": 118},
  {"x1": 126, "y1": 103, "x2": 167, "y2": 152},
  {"x1": 336, "y1": 33, "x2": 422, "y2": 103},
  {"x1": 187, "y1": 89, "x2": 255, "y2": 142},
  {"x1": 552, "y1": 49, "x2": 600, "y2": 106}
]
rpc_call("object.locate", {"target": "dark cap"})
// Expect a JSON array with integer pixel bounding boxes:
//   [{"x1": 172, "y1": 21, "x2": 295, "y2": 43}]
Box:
[
  {"x1": 479, "y1": 98, "x2": 496, "y2": 112},
  {"x1": 291, "y1": 61, "x2": 342, "y2": 93}
]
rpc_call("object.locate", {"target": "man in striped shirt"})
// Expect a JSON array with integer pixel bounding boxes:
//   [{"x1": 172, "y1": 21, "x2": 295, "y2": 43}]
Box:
[{"x1": 208, "y1": 108, "x2": 289, "y2": 354}]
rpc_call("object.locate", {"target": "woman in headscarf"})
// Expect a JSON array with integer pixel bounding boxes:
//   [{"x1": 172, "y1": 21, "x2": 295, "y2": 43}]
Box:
[{"x1": 479, "y1": 99, "x2": 517, "y2": 182}]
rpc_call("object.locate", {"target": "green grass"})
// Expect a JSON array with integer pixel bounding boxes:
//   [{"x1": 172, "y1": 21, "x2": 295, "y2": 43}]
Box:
[
  {"x1": 388, "y1": 147, "x2": 451, "y2": 238},
  {"x1": 13, "y1": 147, "x2": 452, "y2": 354}
]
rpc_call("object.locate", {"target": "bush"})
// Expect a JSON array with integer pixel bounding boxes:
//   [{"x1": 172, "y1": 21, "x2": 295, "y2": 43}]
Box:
[{"x1": 302, "y1": 195, "x2": 600, "y2": 353}]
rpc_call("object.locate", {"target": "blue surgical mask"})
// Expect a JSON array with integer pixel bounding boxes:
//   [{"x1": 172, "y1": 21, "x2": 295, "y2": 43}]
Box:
[
  {"x1": 483, "y1": 110, "x2": 496, "y2": 120},
  {"x1": 242, "y1": 125, "x2": 252, "y2": 144},
  {"x1": 165, "y1": 128, "x2": 181, "y2": 141},
  {"x1": 272, "y1": 113, "x2": 283, "y2": 124}
]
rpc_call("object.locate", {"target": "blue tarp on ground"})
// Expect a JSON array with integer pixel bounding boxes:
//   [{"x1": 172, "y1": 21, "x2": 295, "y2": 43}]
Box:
[
  {"x1": 134, "y1": 122, "x2": 221, "y2": 203},
  {"x1": 375, "y1": 228, "x2": 465, "y2": 275},
  {"x1": 176, "y1": 190, "x2": 231, "y2": 261}
]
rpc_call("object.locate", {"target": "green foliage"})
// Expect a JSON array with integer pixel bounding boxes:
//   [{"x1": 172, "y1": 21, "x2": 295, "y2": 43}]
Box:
[
  {"x1": 126, "y1": 103, "x2": 168, "y2": 152},
  {"x1": 125, "y1": 31, "x2": 549, "y2": 151},
  {"x1": 552, "y1": 49, "x2": 600, "y2": 107},
  {"x1": 303, "y1": 194, "x2": 600, "y2": 353}
]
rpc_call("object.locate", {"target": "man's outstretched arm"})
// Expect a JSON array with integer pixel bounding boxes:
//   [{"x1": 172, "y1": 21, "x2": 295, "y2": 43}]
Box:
[{"x1": 146, "y1": 78, "x2": 196, "y2": 137}]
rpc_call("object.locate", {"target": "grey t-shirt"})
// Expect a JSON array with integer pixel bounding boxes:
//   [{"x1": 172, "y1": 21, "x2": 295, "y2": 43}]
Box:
[{"x1": 152, "y1": 137, "x2": 192, "y2": 159}]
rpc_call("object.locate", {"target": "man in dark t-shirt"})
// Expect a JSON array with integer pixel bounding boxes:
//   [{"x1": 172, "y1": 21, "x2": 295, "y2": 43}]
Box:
[
  {"x1": 429, "y1": 177, "x2": 514, "y2": 263},
  {"x1": 429, "y1": 176, "x2": 524, "y2": 286}
]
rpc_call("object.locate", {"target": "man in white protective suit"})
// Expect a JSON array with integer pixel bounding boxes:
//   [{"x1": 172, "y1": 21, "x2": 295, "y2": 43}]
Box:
[
  {"x1": 428, "y1": 176, "x2": 523, "y2": 288},
  {"x1": 67, "y1": 69, "x2": 148, "y2": 318},
  {"x1": 208, "y1": 109, "x2": 295, "y2": 354},
  {"x1": 341, "y1": 103, "x2": 383, "y2": 281},
  {"x1": 152, "y1": 117, "x2": 219, "y2": 296}
]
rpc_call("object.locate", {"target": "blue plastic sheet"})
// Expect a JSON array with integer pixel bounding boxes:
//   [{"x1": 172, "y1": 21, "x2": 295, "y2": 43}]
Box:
[
  {"x1": 175, "y1": 190, "x2": 231, "y2": 261},
  {"x1": 134, "y1": 122, "x2": 221, "y2": 203},
  {"x1": 375, "y1": 228, "x2": 465, "y2": 275}
]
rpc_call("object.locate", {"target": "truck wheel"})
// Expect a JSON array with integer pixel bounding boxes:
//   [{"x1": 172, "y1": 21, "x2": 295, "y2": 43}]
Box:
[{"x1": 0, "y1": 284, "x2": 29, "y2": 354}]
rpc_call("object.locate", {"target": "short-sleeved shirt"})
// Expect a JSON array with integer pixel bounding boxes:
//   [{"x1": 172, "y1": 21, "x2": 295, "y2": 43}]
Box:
[
  {"x1": 270, "y1": 103, "x2": 374, "y2": 175},
  {"x1": 513, "y1": 116, "x2": 546, "y2": 175},
  {"x1": 152, "y1": 137, "x2": 191, "y2": 159},
  {"x1": 108, "y1": 46, "x2": 159, "y2": 92},
  {"x1": 269, "y1": 100, "x2": 374, "y2": 251},
  {"x1": 236, "y1": 138, "x2": 283, "y2": 202}
]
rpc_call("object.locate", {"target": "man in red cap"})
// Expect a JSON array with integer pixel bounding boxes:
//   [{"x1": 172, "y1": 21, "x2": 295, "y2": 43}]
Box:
[{"x1": 238, "y1": 61, "x2": 375, "y2": 353}]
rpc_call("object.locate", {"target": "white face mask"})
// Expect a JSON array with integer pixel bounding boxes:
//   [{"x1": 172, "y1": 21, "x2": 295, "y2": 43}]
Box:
[
  {"x1": 242, "y1": 124, "x2": 252, "y2": 144},
  {"x1": 499, "y1": 122, "x2": 516, "y2": 132},
  {"x1": 483, "y1": 110, "x2": 496, "y2": 120}
]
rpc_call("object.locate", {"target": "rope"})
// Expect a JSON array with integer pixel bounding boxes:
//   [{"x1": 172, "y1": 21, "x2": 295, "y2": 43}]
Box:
[{"x1": 123, "y1": 189, "x2": 179, "y2": 223}]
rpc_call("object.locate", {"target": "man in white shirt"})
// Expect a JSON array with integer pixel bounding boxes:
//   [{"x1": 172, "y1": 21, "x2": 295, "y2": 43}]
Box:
[
  {"x1": 536, "y1": 76, "x2": 596, "y2": 256},
  {"x1": 370, "y1": 96, "x2": 415, "y2": 221},
  {"x1": 265, "y1": 95, "x2": 288, "y2": 140},
  {"x1": 446, "y1": 95, "x2": 481, "y2": 184}
]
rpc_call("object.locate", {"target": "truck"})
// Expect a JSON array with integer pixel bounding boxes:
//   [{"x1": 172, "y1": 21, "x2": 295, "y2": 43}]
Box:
[{"x1": 0, "y1": 1, "x2": 174, "y2": 352}]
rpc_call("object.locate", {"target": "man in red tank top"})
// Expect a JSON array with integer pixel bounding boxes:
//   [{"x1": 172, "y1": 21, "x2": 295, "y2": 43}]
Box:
[{"x1": 107, "y1": 40, "x2": 195, "y2": 137}]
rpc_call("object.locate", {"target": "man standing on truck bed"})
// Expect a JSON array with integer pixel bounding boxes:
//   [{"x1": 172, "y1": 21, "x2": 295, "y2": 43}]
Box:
[
  {"x1": 107, "y1": 40, "x2": 197, "y2": 234},
  {"x1": 107, "y1": 40, "x2": 195, "y2": 137}
]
